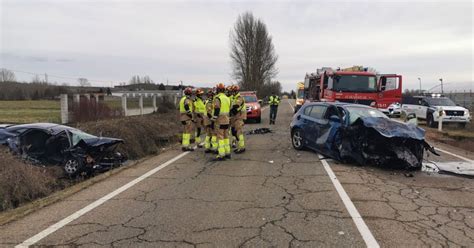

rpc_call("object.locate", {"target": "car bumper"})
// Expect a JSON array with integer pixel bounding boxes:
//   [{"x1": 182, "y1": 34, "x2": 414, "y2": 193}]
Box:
[
  {"x1": 434, "y1": 116, "x2": 471, "y2": 123},
  {"x1": 380, "y1": 108, "x2": 401, "y2": 116},
  {"x1": 246, "y1": 109, "x2": 261, "y2": 119}
]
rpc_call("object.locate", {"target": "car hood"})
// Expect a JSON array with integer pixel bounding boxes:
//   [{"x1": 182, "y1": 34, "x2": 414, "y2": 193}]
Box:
[
  {"x1": 432, "y1": 106, "x2": 467, "y2": 111},
  {"x1": 352, "y1": 117, "x2": 425, "y2": 140},
  {"x1": 77, "y1": 137, "x2": 124, "y2": 148},
  {"x1": 245, "y1": 102, "x2": 260, "y2": 107}
]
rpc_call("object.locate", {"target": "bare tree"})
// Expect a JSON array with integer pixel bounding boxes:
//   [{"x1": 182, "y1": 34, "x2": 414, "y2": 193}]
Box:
[
  {"x1": 142, "y1": 75, "x2": 154, "y2": 84},
  {"x1": 129, "y1": 75, "x2": 141, "y2": 85},
  {"x1": 78, "y1": 78, "x2": 91, "y2": 87},
  {"x1": 0, "y1": 68, "x2": 16, "y2": 82},
  {"x1": 230, "y1": 12, "x2": 278, "y2": 95},
  {"x1": 31, "y1": 75, "x2": 43, "y2": 83}
]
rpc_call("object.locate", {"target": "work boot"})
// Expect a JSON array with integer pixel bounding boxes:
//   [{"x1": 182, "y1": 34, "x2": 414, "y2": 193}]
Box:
[
  {"x1": 234, "y1": 148, "x2": 246, "y2": 154},
  {"x1": 225, "y1": 154, "x2": 231, "y2": 159},
  {"x1": 186, "y1": 147, "x2": 195, "y2": 152},
  {"x1": 204, "y1": 149, "x2": 212, "y2": 153}
]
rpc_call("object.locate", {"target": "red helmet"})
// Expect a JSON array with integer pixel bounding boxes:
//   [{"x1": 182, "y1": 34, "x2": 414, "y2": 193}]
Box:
[
  {"x1": 216, "y1": 83, "x2": 225, "y2": 92},
  {"x1": 184, "y1": 87, "x2": 193, "y2": 95},
  {"x1": 195, "y1": 88, "x2": 204, "y2": 95}
]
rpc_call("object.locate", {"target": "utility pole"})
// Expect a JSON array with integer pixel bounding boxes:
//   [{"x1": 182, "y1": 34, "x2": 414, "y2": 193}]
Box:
[
  {"x1": 45, "y1": 73, "x2": 48, "y2": 83},
  {"x1": 418, "y1": 77, "x2": 421, "y2": 93},
  {"x1": 439, "y1": 78, "x2": 443, "y2": 94}
]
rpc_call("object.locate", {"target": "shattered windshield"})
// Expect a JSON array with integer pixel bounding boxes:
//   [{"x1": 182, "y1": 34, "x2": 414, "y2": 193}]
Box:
[
  {"x1": 70, "y1": 130, "x2": 97, "y2": 146},
  {"x1": 332, "y1": 75, "x2": 377, "y2": 93},
  {"x1": 346, "y1": 106, "x2": 388, "y2": 124}
]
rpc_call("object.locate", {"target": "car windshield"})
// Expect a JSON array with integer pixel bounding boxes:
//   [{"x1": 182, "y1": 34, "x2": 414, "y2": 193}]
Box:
[
  {"x1": 243, "y1": 95, "x2": 257, "y2": 103},
  {"x1": 332, "y1": 75, "x2": 377, "y2": 93},
  {"x1": 425, "y1": 97, "x2": 456, "y2": 106},
  {"x1": 346, "y1": 106, "x2": 388, "y2": 124},
  {"x1": 70, "y1": 129, "x2": 97, "y2": 146}
]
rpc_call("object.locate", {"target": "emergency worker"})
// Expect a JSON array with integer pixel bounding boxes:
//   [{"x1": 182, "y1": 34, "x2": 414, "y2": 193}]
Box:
[
  {"x1": 230, "y1": 85, "x2": 246, "y2": 153},
  {"x1": 269, "y1": 92, "x2": 280, "y2": 124},
  {"x1": 212, "y1": 83, "x2": 231, "y2": 160},
  {"x1": 193, "y1": 89, "x2": 206, "y2": 148},
  {"x1": 179, "y1": 87, "x2": 195, "y2": 151},
  {"x1": 204, "y1": 89, "x2": 216, "y2": 153},
  {"x1": 226, "y1": 85, "x2": 237, "y2": 147}
]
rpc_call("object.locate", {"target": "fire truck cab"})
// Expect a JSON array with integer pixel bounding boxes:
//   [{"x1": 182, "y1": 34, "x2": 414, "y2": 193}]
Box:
[{"x1": 303, "y1": 66, "x2": 402, "y2": 114}]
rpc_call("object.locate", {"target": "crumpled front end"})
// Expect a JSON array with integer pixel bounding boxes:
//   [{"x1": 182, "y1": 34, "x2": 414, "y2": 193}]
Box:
[{"x1": 338, "y1": 117, "x2": 437, "y2": 169}]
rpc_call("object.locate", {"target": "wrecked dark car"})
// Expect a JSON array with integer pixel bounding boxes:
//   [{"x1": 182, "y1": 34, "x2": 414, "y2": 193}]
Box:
[
  {"x1": 290, "y1": 102, "x2": 437, "y2": 169},
  {"x1": 1, "y1": 123, "x2": 126, "y2": 176}
]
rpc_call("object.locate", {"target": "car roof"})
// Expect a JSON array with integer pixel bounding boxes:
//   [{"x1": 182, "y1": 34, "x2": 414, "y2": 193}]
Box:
[{"x1": 6, "y1": 123, "x2": 77, "y2": 134}]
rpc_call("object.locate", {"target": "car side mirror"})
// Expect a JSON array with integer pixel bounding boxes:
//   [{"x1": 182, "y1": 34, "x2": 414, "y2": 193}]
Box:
[
  {"x1": 258, "y1": 100, "x2": 263, "y2": 104},
  {"x1": 329, "y1": 115, "x2": 340, "y2": 123}
]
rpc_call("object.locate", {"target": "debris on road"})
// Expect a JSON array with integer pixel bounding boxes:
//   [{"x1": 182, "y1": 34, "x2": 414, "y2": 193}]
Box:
[
  {"x1": 3, "y1": 123, "x2": 126, "y2": 177},
  {"x1": 423, "y1": 161, "x2": 474, "y2": 178},
  {"x1": 269, "y1": 160, "x2": 274, "y2": 164},
  {"x1": 246, "y1": 128, "x2": 272, "y2": 135}
]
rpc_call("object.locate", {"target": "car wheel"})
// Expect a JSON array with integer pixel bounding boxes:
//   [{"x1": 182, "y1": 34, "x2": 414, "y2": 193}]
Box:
[
  {"x1": 64, "y1": 158, "x2": 84, "y2": 177},
  {"x1": 256, "y1": 117, "x2": 261, "y2": 123},
  {"x1": 427, "y1": 114, "x2": 436, "y2": 128},
  {"x1": 291, "y1": 129, "x2": 304, "y2": 150}
]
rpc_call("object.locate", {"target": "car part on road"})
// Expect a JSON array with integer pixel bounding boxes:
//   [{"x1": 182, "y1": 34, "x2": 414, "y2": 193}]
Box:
[{"x1": 246, "y1": 128, "x2": 272, "y2": 135}]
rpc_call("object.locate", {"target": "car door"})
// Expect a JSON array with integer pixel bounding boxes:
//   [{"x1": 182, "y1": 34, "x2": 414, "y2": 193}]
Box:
[
  {"x1": 418, "y1": 99, "x2": 429, "y2": 119},
  {"x1": 298, "y1": 106, "x2": 316, "y2": 148},
  {"x1": 315, "y1": 106, "x2": 342, "y2": 156},
  {"x1": 304, "y1": 105, "x2": 328, "y2": 150}
]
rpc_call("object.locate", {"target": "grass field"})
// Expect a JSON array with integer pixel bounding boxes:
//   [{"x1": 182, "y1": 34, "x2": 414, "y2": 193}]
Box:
[{"x1": 0, "y1": 100, "x2": 61, "y2": 124}]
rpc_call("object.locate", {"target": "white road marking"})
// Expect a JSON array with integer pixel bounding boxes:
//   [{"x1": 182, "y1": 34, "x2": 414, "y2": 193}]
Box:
[
  {"x1": 287, "y1": 100, "x2": 295, "y2": 112},
  {"x1": 434, "y1": 148, "x2": 473, "y2": 163},
  {"x1": 16, "y1": 149, "x2": 194, "y2": 248},
  {"x1": 318, "y1": 155, "x2": 380, "y2": 248}
]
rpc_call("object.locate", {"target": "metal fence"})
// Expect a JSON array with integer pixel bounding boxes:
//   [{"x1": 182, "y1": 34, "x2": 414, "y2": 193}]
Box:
[{"x1": 445, "y1": 90, "x2": 473, "y2": 112}]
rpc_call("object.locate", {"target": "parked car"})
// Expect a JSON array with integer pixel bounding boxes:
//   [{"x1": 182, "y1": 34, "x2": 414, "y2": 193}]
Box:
[
  {"x1": 290, "y1": 102, "x2": 438, "y2": 168},
  {"x1": 2, "y1": 123, "x2": 126, "y2": 176},
  {"x1": 241, "y1": 91, "x2": 262, "y2": 123},
  {"x1": 401, "y1": 95, "x2": 471, "y2": 128},
  {"x1": 379, "y1": 102, "x2": 401, "y2": 117}
]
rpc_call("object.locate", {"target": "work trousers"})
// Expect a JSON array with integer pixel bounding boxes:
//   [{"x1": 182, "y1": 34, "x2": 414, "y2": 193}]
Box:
[{"x1": 269, "y1": 105, "x2": 279, "y2": 123}]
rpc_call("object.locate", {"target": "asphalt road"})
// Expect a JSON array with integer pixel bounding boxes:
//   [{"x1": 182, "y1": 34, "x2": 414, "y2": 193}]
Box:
[{"x1": 0, "y1": 99, "x2": 473, "y2": 247}]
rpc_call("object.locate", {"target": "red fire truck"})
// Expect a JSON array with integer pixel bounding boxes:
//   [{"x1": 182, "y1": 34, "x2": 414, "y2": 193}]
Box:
[{"x1": 303, "y1": 66, "x2": 402, "y2": 114}]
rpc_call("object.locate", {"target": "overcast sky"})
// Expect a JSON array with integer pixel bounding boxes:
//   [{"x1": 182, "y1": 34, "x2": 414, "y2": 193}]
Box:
[{"x1": 1, "y1": 0, "x2": 472, "y2": 92}]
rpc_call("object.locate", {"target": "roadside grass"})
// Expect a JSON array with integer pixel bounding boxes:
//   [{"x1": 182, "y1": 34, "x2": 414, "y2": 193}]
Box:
[
  {"x1": 424, "y1": 122, "x2": 474, "y2": 153},
  {"x1": 0, "y1": 100, "x2": 61, "y2": 124}
]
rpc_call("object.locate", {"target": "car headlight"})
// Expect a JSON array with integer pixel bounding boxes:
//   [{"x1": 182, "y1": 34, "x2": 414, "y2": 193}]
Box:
[{"x1": 465, "y1": 110, "x2": 470, "y2": 117}]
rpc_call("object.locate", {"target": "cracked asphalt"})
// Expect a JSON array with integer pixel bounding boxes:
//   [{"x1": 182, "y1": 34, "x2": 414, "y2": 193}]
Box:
[{"x1": 0, "y1": 99, "x2": 473, "y2": 247}]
